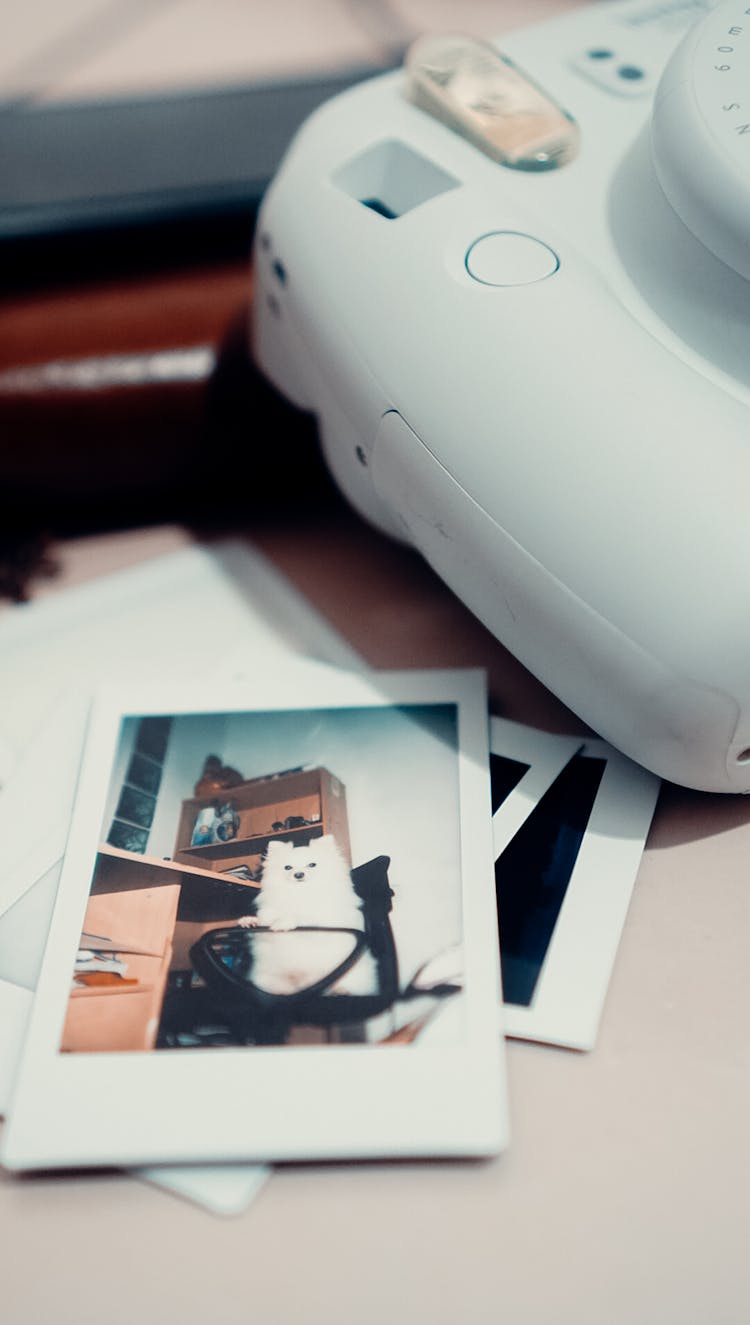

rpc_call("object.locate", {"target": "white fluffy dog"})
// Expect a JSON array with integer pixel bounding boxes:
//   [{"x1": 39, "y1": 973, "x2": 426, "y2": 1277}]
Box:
[{"x1": 237, "y1": 836, "x2": 375, "y2": 997}]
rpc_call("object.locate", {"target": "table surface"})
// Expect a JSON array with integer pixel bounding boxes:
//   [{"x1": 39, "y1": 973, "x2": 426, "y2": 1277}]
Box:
[
  {"x1": 2, "y1": 3, "x2": 749, "y2": 1322},
  {"x1": 2, "y1": 516, "x2": 749, "y2": 1325}
]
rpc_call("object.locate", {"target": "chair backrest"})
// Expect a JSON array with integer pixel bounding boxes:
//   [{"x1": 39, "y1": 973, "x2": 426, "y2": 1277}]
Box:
[{"x1": 190, "y1": 855, "x2": 398, "y2": 1030}]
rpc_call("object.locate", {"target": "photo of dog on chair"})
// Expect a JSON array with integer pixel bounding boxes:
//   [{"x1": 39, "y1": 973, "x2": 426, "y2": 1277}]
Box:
[{"x1": 60, "y1": 699, "x2": 468, "y2": 1052}]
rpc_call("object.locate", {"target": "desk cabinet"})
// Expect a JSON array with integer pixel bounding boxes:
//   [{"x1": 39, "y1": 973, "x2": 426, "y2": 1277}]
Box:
[{"x1": 61, "y1": 869, "x2": 180, "y2": 1053}]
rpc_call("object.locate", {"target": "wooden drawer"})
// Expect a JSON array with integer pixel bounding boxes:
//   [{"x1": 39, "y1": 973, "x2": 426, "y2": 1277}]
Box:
[{"x1": 62, "y1": 947, "x2": 173, "y2": 1052}]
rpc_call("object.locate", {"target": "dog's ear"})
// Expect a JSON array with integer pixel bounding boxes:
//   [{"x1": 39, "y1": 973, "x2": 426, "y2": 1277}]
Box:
[{"x1": 264, "y1": 840, "x2": 284, "y2": 859}]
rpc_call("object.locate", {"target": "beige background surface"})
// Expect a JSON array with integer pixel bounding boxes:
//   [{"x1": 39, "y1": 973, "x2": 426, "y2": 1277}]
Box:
[{"x1": 1, "y1": 515, "x2": 748, "y2": 1325}]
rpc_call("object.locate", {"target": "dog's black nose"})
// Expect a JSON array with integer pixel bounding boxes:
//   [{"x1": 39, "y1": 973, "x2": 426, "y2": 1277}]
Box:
[{"x1": 294, "y1": 871, "x2": 305, "y2": 880}]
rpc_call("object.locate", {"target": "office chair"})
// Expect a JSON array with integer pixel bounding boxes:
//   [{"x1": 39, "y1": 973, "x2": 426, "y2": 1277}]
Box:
[{"x1": 189, "y1": 854, "x2": 398, "y2": 1044}]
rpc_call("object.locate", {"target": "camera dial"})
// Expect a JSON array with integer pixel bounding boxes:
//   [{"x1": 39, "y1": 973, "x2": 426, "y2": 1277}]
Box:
[{"x1": 652, "y1": 0, "x2": 750, "y2": 278}]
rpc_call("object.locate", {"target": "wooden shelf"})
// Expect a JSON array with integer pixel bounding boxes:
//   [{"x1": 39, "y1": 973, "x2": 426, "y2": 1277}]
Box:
[
  {"x1": 178, "y1": 821, "x2": 324, "y2": 862},
  {"x1": 172, "y1": 766, "x2": 350, "y2": 876}
]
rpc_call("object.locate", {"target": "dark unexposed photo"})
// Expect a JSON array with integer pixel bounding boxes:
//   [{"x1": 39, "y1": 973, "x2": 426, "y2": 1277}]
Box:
[
  {"x1": 493, "y1": 751, "x2": 604, "y2": 1007},
  {"x1": 488, "y1": 719, "x2": 660, "y2": 1051}
]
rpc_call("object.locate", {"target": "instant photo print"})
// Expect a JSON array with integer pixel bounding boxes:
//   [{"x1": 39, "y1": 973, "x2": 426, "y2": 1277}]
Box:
[
  {"x1": 490, "y1": 724, "x2": 660, "y2": 1051},
  {"x1": 4, "y1": 666, "x2": 506, "y2": 1171}
]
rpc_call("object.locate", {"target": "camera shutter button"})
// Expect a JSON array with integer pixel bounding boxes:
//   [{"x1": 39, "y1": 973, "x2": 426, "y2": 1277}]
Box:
[{"x1": 465, "y1": 231, "x2": 559, "y2": 285}]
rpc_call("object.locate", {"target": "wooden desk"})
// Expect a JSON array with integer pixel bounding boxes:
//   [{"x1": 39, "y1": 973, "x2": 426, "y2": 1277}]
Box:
[{"x1": 62, "y1": 858, "x2": 181, "y2": 1054}]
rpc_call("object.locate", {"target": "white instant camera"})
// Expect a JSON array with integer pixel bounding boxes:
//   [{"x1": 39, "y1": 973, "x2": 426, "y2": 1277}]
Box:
[{"x1": 253, "y1": 0, "x2": 750, "y2": 793}]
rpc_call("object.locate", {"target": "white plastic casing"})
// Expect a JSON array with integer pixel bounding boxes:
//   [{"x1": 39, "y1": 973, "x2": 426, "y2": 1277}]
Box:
[{"x1": 253, "y1": 0, "x2": 750, "y2": 793}]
